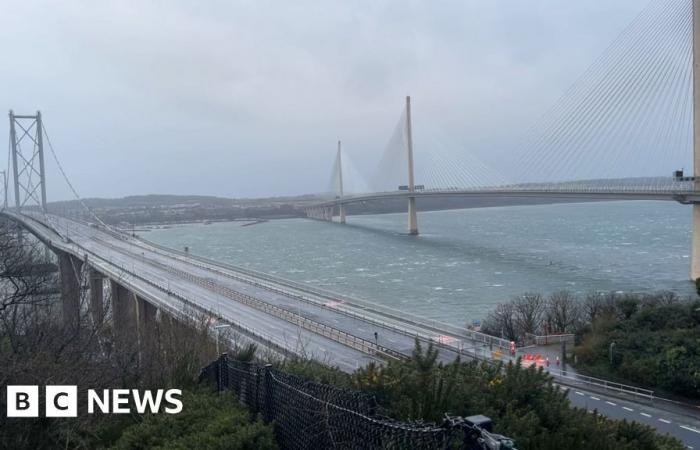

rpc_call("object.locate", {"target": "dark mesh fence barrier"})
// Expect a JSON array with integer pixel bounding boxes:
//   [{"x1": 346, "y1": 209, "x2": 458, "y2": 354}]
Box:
[{"x1": 199, "y1": 354, "x2": 516, "y2": 450}]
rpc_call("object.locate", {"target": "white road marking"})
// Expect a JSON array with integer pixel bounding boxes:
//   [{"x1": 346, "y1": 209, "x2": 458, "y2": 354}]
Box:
[
  {"x1": 622, "y1": 407, "x2": 634, "y2": 412},
  {"x1": 605, "y1": 401, "x2": 617, "y2": 406},
  {"x1": 575, "y1": 391, "x2": 584, "y2": 396},
  {"x1": 680, "y1": 425, "x2": 700, "y2": 434},
  {"x1": 640, "y1": 413, "x2": 651, "y2": 418},
  {"x1": 659, "y1": 419, "x2": 671, "y2": 424},
  {"x1": 590, "y1": 396, "x2": 600, "y2": 401}
]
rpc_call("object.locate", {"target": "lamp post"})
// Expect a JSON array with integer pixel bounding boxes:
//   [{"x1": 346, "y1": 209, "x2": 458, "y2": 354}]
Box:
[
  {"x1": 215, "y1": 323, "x2": 231, "y2": 355},
  {"x1": 609, "y1": 342, "x2": 616, "y2": 366}
]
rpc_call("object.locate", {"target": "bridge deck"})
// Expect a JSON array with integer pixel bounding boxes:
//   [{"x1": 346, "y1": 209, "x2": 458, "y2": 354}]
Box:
[
  {"x1": 312, "y1": 187, "x2": 700, "y2": 208},
  {"x1": 15, "y1": 213, "x2": 480, "y2": 371}
]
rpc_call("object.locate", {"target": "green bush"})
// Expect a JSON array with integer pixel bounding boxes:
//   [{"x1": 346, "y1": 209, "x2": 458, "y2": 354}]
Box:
[
  {"x1": 344, "y1": 339, "x2": 685, "y2": 450},
  {"x1": 108, "y1": 388, "x2": 276, "y2": 450},
  {"x1": 575, "y1": 299, "x2": 700, "y2": 398}
]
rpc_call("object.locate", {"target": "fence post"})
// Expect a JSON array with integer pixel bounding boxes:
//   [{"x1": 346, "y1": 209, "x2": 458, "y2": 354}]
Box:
[
  {"x1": 263, "y1": 364, "x2": 273, "y2": 423},
  {"x1": 217, "y1": 353, "x2": 229, "y2": 393},
  {"x1": 254, "y1": 365, "x2": 261, "y2": 414}
]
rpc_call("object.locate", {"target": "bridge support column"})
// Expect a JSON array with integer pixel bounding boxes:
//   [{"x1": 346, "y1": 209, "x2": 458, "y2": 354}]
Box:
[
  {"x1": 89, "y1": 269, "x2": 105, "y2": 325},
  {"x1": 336, "y1": 141, "x2": 346, "y2": 224},
  {"x1": 405, "y1": 96, "x2": 418, "y2": 236},
  {"x1": 408, "y1": 197, "x2": 418, "y2": 235},
  {"x1": 694, "y1": 0, "x2": 700, "y2": 280},
  {"x1": 57, "y1": 251, "x2": 83, "y2": 329},
  {"x1": 136, "y1": 296, "x2": 158, "y2": 348},
  {"x1": 110, "y1": 280, "x2": 137, "y2": 341},
  {"x1": 692, "y1": 206, "x2": 700, "y2": 281}
]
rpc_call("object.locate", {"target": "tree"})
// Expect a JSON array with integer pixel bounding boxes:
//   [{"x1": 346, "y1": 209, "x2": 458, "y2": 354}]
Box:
[
  {"x1": 546, "y1": 291, "x2": 580, "y2": 334},
  {"x1": 513, "y1": 293, "x2": 545, "y2": 337},
  {"x1": 482, "y1": 302, "x2": 517, "y2": 341}
]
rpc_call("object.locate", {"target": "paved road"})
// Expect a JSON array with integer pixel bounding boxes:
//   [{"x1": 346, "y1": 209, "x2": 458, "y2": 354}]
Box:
[{"x1": 566, "y1": 386, "x2": 700, "y2": 449}]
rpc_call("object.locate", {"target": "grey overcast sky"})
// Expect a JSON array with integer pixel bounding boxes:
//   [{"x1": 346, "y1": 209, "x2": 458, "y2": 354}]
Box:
[{"x1": 0, "y1": 0, "x2": 649, "y2": 201}]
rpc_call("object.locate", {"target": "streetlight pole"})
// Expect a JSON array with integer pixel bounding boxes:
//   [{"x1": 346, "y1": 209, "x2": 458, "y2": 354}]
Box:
[{"x1": 609, "y1": 342, "x2": 616, "y2": 366}]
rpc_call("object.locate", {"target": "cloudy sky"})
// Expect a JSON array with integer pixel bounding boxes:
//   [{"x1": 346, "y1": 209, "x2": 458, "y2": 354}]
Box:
[{"x1": 0, "y1": 0, "x2": 650, "y2": 201}]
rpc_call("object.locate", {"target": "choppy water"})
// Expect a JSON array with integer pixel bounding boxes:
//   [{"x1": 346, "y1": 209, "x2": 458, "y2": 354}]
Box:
[{"x1": 142, "y1": 201, "x2": 696, "y2": 327}]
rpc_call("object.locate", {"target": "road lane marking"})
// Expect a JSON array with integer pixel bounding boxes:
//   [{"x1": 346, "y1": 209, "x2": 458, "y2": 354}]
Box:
[
  {"x1": 622, "y1": 407, "x2": 634, "y2": 412},
  {"x1": 575, "y1": 391, "x2": 584, "y2": 396},
  {"x1": 640, "y1": 413, "x2": 651, "y2": 418},
  {"x1": 605, "y1": 401, "x2": 617, "y2": 406},
  {"x1": 680, "y1": 425, "x2": 700, "y2": 434},
  {"x1": 659, "y1": 419, "x2": 671, "y2": 424},
  {"x1": 590, "y1": 396, "x2": 600, "y2": 401}
]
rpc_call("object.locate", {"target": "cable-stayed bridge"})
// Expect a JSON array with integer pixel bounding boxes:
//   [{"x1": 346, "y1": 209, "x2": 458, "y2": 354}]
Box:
[
  {"x1": 1, "y1": 0, "x2": 700, "y2": 445},
  {"x1": 308, "y1": 0, "x2": 700, "y2": 280}
]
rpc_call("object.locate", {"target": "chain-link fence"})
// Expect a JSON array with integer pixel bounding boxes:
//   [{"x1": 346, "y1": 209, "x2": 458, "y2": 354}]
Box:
[{"x1": 199, "y1": 354, "x2": 516, "y2": 450}]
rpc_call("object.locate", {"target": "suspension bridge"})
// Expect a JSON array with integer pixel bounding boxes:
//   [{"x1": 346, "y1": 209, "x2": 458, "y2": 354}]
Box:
[{"x1": 0, "y1": 0, "x2": 700, "y2": 445}]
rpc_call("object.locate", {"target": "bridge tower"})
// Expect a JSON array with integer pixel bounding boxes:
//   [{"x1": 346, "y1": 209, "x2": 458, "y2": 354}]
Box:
[
  {"x1": 9, "y1": 111, "x2": 47, "y2": 212},
  {"x1": 693, "y1": 0, "x2": 700, "y2": 281},
  {"x1": 337, "y1": 140, "x2": 346, "y2": 224},
  {"x1": 406, "y1": 96, "x2": 418, "y2": 235}
]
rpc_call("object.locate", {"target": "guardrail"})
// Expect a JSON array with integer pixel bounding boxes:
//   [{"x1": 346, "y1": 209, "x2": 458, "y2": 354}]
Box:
[
  {"x1": 124, "y1": 233, "x2": 513, "y2": 350},
  {"x1": 96, "y1": 234, "x2": 514, "y2": 360},
  {"x1": 91, "y1": 235, "x2": 404, "y2": 362},
  {"x1": 525, "y1": 333, "x2": 576, "y2": 346},
  {"x1": 546, "y1": 368, "x2": 654, "y2": 401}
]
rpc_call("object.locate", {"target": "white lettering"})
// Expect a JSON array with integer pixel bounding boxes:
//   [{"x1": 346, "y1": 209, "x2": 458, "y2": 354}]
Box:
[
  {"x1": 164, "y1": 389, "x2": 183, "y2": 414},
  {"x1": 112, "y1": 389, "x2": 130, "y2": 413},
  {"x1": 132, "y1": 389, "x2": 163, "y2": 414},
  {"x1": 88, "y1": 389, "x2": 110, "y2": 414}
]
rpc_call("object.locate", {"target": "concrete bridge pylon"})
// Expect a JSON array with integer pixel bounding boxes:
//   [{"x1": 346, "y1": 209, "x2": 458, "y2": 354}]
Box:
[
  {"x1": 692, "y1": 0, "x2": 700, "y2": 281},
  {"x1": 337, "y1": 140, "x2": 346, "y2": 224},
  {"x1": 406, "y1": 96, "x2": 418, "y2": 235}
]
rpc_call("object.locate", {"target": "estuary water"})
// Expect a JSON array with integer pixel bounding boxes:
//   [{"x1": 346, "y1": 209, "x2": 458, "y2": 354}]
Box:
[{"x1": 142, "y1": 201, "x2": 696, "y2": 327}]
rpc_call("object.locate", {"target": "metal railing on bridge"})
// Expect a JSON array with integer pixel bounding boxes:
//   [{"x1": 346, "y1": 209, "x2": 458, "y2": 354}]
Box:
[
  {"x1": 124, "y1": 233, "x2": 514, "y2": 351},
  {"x1": 91, "y1": 234, "x2": 405, "y2": 362}
]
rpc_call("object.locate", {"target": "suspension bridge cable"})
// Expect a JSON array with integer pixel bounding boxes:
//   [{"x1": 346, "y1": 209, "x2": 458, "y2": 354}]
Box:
[{"x1": 41, "y1": 123, "x2": 111, "y2": 229}]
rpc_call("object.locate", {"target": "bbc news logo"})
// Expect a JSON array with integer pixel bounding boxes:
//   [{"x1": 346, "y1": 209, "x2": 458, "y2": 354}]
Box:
[{"x1": 6, "y1": 386, "x2": 183, "y2": 417}]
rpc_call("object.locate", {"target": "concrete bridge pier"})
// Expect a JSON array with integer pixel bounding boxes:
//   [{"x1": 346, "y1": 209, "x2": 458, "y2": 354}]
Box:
[
  {"x1": 89, "y1": 269, "x2": 105, "y2": 325},
  {"x1": 110, "y1": 280, "x2": 138, "y2": 341},
  {"x1": 692, "y1": 206, "x2": 700, "y2": 281},
  {"x1": 693, "y1": 0, "x2": 700, "y2": 281},
  {"x1": 336, "y1": 141, "x2": 346, "y2": 224},
  {"x1": 339, "y1": 204, "x2": 346, "y2": 224},
  {"x1": 405, "y1": 96, "x2": 418, "y2": 236},
  {"x1": 57, "y1": 250, "x2": 83, "y2": 329},
  {"x1": 408, "y1": 197, "x2": 418, "y2": 235},
  {"x1": 136, "y1": 295, "x2": 158, "y2": 347},
  {"x1": 110, "y1": 280, "x2": 159, "y2": 347}
]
